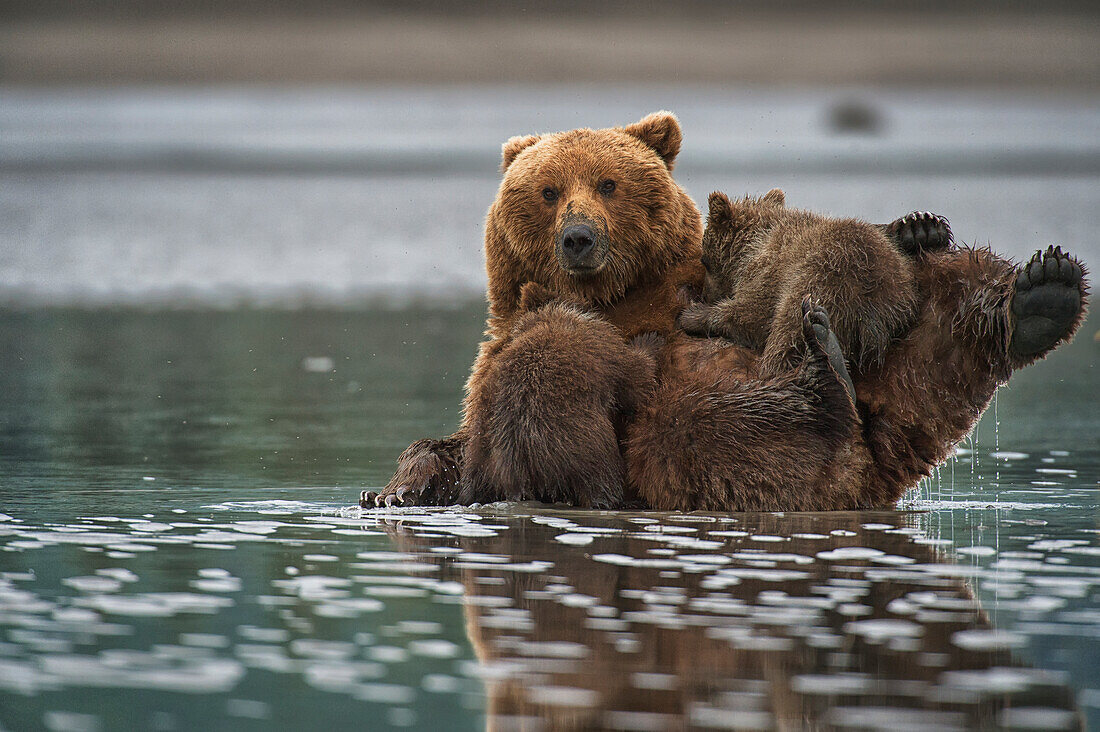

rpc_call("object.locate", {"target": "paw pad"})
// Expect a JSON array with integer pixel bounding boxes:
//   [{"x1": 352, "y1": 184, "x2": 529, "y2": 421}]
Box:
[
  {"x1": 1010, "y1": 245, "x2": 1086, "y2": 358},
  {"x1": 886, "y1": 211, "x2": 953, "y2": 256}
]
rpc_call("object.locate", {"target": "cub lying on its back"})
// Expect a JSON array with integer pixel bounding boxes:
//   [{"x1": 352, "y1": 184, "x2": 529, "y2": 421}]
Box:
[{"x1": 679, "y1": 189, "x2": 951, "y2": 375}]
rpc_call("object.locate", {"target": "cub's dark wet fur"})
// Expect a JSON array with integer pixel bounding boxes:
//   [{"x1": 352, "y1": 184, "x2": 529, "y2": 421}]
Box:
[
  {"x1": 460, "y1": 285, "x2": 658, "y2": 508},
  {"x1": 679, "y1": 190, "x2": 925, "y2": 376}
]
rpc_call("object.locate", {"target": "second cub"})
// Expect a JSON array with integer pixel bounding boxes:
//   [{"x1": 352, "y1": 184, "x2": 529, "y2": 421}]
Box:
[{"x1": 679, "y1": 189, "x2": 951, "y2": 376}]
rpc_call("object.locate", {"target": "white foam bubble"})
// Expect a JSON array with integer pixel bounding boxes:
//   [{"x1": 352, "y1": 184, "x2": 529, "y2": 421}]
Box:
[
  {"x1": 844, "y1": 619, "x2": 923, "y2": 641},
  {"x1": 554, "y1": 533, "x2": 595, "y2": 546},
  {"x1": 816, "y1": 547, "x2": 884, "y2": 561},
  {"x1": 407, "y1": 640, "x2": 460, "y2": 658},
  {"x1": 62, "y1": 576, "x2": 123, "y2": 594},
  {"x1": 527, "y1": 685, "x2": 599, "y2": 707},
  {"x1": 952, "y1": 629, "x2": 1027, "y2": 651}
]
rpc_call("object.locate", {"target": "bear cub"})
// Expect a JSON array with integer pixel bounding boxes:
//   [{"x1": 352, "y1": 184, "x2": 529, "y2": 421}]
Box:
[
  {"x1": 460, "y1": 284, "x2": 657, "y2": 509},
  {"x1": 679, "y1": 189, "x2": 951, "y2": 377}
]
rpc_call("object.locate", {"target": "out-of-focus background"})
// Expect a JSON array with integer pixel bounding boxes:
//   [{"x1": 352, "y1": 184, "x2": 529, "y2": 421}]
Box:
[{"x1": 2, "y1": 0, "x2": 1099, "y2": 306}]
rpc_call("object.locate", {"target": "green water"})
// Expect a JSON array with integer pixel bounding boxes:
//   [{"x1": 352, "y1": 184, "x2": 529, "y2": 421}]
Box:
[{"x1": 1, "y1": 308, "x2": 1098, "y2": 731}]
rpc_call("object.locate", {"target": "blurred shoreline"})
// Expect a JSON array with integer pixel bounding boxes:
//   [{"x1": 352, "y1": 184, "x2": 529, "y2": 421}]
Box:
[
  {"x1": 5, "y1": 85, "x2": 1100, "y2": 175},
  {"x1": 2, "y1": 85, "x2": 1099, "y2": 309},
  {"x1": 2, "y1": 5, "x2": 1099, "y2": 88}
]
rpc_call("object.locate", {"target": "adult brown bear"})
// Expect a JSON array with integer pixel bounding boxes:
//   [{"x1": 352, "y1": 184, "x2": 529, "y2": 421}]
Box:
[
  {"x1": 362, "y1": 112, "x2": 1088, "y2": 511},
  {"x1": 366, "y1": 112, "x2": 704, "y2": 507}
]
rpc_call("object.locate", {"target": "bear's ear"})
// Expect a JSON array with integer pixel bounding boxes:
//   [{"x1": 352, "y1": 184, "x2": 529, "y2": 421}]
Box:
[
  {"x1": 518, "y1": 282, "x2": 557, "y2": 312},
  {"x1": 706, "y1": 191, "x2": 733, "y2": 226},
  {"x1": 501, "y1": 134, "x2": 542, "y2": 172},
  {"x1": 623, "y1": 111, "x2": 682, "y2": 170},
  {"x1": 761, "y1": 188, "x2": 786, "y2": 207}
]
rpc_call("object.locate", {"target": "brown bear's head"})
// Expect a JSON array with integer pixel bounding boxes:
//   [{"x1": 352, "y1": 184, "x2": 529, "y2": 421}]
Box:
[
  {"x1": 700, "y1": 188, "x2": 785, "y2": 302},
  {"x1": 491, "y1": 112, "x2": 701, "y2": 306}
]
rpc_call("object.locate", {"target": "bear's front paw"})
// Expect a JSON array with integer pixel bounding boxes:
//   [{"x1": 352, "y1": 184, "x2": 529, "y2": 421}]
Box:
[
  {"x1": 677, "y1": 302, "x2": 716, "y2": 336},
  {"x1": 360, "y1": 438, "x2": 461, "y2": 508},
  {"x1": 1010, "y1": 246, "x2": 1086, "y2": 358},
  {"x1": 882, "y1": 211, "x2": 953, "y2": 256},
  {"x1": 360, "y1": 486, "x2": 422, "y2": 509}
]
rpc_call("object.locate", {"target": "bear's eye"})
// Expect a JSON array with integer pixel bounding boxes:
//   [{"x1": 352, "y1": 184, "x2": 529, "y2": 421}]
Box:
[
  {"x1": 542, "y1": 187, "x2": 558, "y2": 203},
  {"x1": 598, "y1": 179, "x2": 616, "y2": 196}
]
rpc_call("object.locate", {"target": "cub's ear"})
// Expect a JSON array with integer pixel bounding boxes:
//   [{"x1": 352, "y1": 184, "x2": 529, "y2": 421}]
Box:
[
  {"x1": 518, "y1": 282, "x2": 557, "y2": 312},
  {"x1": 623, "y1": 111, "x2": 682, "y2": 170},
  {"x1": 501, "y1": 134, "x2": 541, "y2": 172},
  {"x1": 706, "y1": 191, "x2": 733, "y2": 226},
  {"x1": 761, "y1": 188, "x2": 786, "y2": 207}
]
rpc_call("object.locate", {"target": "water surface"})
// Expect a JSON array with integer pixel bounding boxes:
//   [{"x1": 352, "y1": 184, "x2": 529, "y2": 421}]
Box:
[{"x1": 1, "y1": 309, "x2": 1097, "y2": 730}]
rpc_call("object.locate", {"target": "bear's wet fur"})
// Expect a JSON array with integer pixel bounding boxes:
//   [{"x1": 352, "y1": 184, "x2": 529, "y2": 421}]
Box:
[
  {"x1": 461, "y1": 285, "x2": 658, "y2": 509},
  {"x1": 365, "y1": 112, "x2": 1089, "y2": 511},
  {"x1": 678, "y1": 189, "x2": 920, "y2": 375},
  {"x1": 626, "y1": 300, "x2": 862, "y2": 512},
  {"x1": 627, "y1": 240, "x2": 1088, "y2": 511},
  {"x1": 459, "y1": 283, "x2": 859, "y2": 511}
]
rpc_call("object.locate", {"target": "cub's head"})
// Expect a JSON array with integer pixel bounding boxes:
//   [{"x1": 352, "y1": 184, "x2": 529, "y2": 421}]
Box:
[
  {"x1": 700, "y1": 188, "x2": 785, "y2": 301},
  {"x1": 491, "y1": 112, "x2": 701, "y2": 306}
]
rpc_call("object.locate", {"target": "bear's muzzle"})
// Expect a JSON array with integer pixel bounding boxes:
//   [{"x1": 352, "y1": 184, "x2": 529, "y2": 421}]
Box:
[{"x1": 556, "y1": 216, "x2": 609, "y2": 275}]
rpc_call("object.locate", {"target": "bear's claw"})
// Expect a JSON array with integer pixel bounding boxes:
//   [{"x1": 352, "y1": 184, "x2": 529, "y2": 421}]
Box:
[
  {"x1": 801, "y1": 298, "x2": 856, "y2": 404},
  {"x1": 359, "y1": 486, "x2": 424, "y2": 508},
  {"x1": 882, "y1": 211, "x2": 953, "y2": 256},
  {"x1": 1010, "y1": 245, "x2": 1086, "y2": 358},
  {"x1": 360, "y1": 484, "x2": 427, "y2": 508},
  {"x1": 359, "y1": 437, "x2": 462, "y2": 509}
]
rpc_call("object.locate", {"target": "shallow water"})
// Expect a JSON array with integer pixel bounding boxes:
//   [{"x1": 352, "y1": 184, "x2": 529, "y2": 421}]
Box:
[{"x1": 1, "y1": 309, "x2": 1098, "y2": 730}]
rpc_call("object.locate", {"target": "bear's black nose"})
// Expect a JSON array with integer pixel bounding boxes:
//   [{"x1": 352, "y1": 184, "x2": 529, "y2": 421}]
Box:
[{"x1": 561, "y1": 224, "x2": 595, "y2": 264}]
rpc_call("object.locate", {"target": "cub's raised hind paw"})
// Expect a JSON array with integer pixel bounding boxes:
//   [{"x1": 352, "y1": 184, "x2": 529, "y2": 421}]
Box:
[
  {"x1": 882, "y1": 211, "x2": 953, "y2": 256},
  {"x1": 1010, "y1": 246, "x2": 1087, "y2": 358},
  {"x1": 801, "y1": 299, "x2": 856, "y2": 404}
]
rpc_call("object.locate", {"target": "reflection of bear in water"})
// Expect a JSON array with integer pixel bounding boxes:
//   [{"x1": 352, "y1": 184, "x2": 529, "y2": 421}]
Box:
[
  {"x1": 376, "y1": 512, "x2": 1082, "y2": 729},
  {"x1": 365, "y1": 112, "x2": 1089, "y2": 511},
  {"x1": 462, "y1": 283, "x2": 858, "y2": 509}
]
